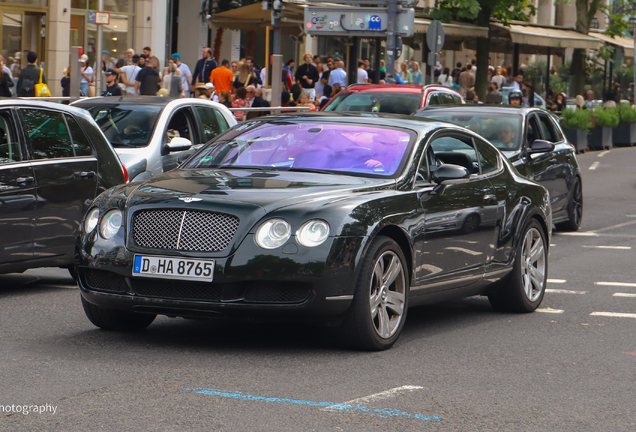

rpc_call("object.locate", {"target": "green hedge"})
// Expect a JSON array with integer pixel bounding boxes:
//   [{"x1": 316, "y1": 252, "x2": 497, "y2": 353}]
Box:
[
  {"x1": 617, "y1": 103, "x2": 636, "y2": 124},
  {"x1": 561, "y1": 108, "x2": 592, "y2": 131},
  {"x1": 594, "y1": 107, "x2": 620, "y2": 128}
]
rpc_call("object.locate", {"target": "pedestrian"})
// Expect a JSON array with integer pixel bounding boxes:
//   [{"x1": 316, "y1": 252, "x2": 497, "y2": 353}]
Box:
[
  {"x1": 357, "y1": 60, "x2": 368, "y2": 84},
  {"x1": 295, "y1": 53, "x2": 320, "y2": 100},
  {"x1": 16, "y1": 51, "x2": 46, "y2": 97},
  {"x1": 192, "y1": 47, "x2": 217, "y2": 85},
  {"x1": 451, "y1": 62, "x2": 462, "y2": 84},
  {"x1": 103, "y1": 69, "x2": 123, "y2": 96},
  {"x1": 171, "y1": 53, "x2": 192, "y2": 95},
  {"x1": 162, "y1": 62, "x2": 183, "y2": 98},
  {"x1": 297, "y1": 93, "x2": 316, "y2": 111},
  {"x1": 466, "y1": 90, "x2": 479, "y2": 104},
  {"x1": 60, "y1": 66, "x2": 70, "y2": 98},
  {"x1": 437, "y1": 67, "x2": 452, "y2": 86},
  {"x1": 585, "y1": 90, "x2": 595, "y2": 108},
  {"x1": 315, "y1": 64, "x2": 324, "y2": 98},
  {"x1": 101, "y1": 50, "x2": 115, "y2": 72},
  {"x1": 79, "y1": 54, "x2": 93, "y2": 97},
  {"x1": 458, "y1": 66, "x2": 474, "y2": 97},
  {"x1": 399, "y1": 62, "x2": 412, "y2": 84},
  {"x1": 246, "y1": 87, "x2": 271, "y2": 119},
  {"x1": 231, "y1": 60, "x2": 239, "y2": 78},
  {"x1": 218, "y1": 90, "x2": 231, "y2": 108},
  {"x1": 135, "y1": 57, "x2": 161, "y2": 96},
  {"x1": 244, "y1": 57, "x2": 262, "y2": 86},
  {"x1": 233, "y1": 63, "x2": 259, "y2": 90},
  {"x1": 284, "y1": 59, "x2": 295, "y2": 76},
  {"x1": 328, "y1": 58, "x2": 347, "y2": 87},
  {"x1": 0, "y1": 59, "x2": 13, "y2": 97},
  {"x1": 194, "y1": 82, "x2": 209, "y2": 99},
  {"x1": 210, "y1": 59, "x2": 234, "y2": 94},
  {"x1": 331, "y1": 83, "x2": 342, "y2": 98},
  {"x1": 412, "y1": 63, "x2": 424, "y2": 85},
  {"x1": 125, "y1": 48, "x2": 135, "y2": 65},
  {"x1": 119, "y1": 54, "x2": 141, "y2": 94},
  {"x1": 491, "y1": 66, "x2": 505, "y2": 90},
  {"x1": 232, "y1": 86, "x2": 248, "y2": 121},
  {"x1": 142, "y1": 46, "x2": 160, "y2": 71},
  {"x1": 513, "y1": 70, "x2": 524, "y2": 90}
]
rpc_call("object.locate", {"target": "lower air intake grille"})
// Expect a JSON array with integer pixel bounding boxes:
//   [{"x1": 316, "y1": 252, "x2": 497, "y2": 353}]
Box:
[
  {"x1": 131, "y1": 279, "x2": 223, "y2": 301},
  {"x1": 82, "y1": 269, "x2": 128, "y2": 293},
  {"x1": 243, "y1": 282, "x2": 311, "y2": 304}
]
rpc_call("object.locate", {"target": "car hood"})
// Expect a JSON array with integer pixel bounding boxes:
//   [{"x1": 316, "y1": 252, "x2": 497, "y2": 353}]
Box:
[{"x1": 126, "y1": 168, "x2": 395, "y2": 213}]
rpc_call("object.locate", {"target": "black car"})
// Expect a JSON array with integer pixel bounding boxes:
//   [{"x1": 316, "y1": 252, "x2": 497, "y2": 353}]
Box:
[
  {"x1": 0, "y1": 100, "x2": 126, "y2": 275},
  {"x1": 77, "y1": 113, "x2": 551, "y2": 350},
  {"x1": 415, "y1": 106, "x2": 583, "y2": 231}
]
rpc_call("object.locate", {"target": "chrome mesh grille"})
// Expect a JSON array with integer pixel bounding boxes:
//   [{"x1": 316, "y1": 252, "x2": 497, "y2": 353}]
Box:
[{"x1": 133, "y1": 209, "x2": 239, "y2": 252}]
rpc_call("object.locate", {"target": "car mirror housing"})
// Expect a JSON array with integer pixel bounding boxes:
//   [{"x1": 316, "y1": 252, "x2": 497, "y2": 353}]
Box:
[
  {"x1": 166, "y1": 137, "x2": 192, "y2": 153},
  {"x1": 432, "y1": 164, "x2": 471, "y2": 185},
  {"x1": 528, "y1": 139, "x2": 555, "y2": 154}
]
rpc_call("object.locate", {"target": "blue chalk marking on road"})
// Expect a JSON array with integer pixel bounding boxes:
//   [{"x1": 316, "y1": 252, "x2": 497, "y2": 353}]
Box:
[{"x1": 184, "y1": 388, "x2": 441, "y2": 421}]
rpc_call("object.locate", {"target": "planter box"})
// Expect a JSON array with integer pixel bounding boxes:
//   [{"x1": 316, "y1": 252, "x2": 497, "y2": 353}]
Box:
[
  {"x1": 563, "y1": 128, "x2": 587, "y2": 154},
  {"x1": 612, "y1": 123, "x2": 636, "y2": 147},
  {"x1": 588, "y1": 126, "x2": 613, "y2": 151}
]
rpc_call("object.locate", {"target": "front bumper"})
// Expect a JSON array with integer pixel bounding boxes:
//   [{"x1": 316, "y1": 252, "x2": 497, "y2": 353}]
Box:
[{"x1": 77, "y1": 234, "x2": 365, "y2": 322}]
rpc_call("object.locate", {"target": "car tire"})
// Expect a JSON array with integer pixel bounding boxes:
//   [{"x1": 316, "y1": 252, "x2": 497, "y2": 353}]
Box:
[
  {"x1": 488, "y1": 218, "x2": 547, "y2": 313},
  {"x1": 462, "y1": 214, "x2": 480, "y2": 234},
  {"x1": 555, "y1": 178, "x2": 582, "y2": 232},
  {"x1": 337, "y1": 236, "x2": 409, "y2": 351},
  {"x1": 81, "y1": 297, "x2": 156, "y2": 331}
]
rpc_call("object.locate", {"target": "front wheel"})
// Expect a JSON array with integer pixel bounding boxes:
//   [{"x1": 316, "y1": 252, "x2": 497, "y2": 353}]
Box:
[
  {"x1": 81, "y1": 296, "x2": 156, "y2": 331},
  {"x1": 488, "y1": 219, "x2": 548, "y2": 313},
  {"x1": 555, "y1": 177, "x2": 582, "y2": 232},
  {"x1": 337, "y1": 236, "x2": 409, "y2": 351}
]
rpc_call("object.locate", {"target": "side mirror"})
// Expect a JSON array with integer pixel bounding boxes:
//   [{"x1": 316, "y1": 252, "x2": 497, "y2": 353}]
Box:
[
  {"x1": 166, "y1": 137, "x2": 192, "y2": 153},
  {"x1": 527, "y1": 139, "x2": 555, "y2": 154},
  {"x1": 432, "y1": 164, "x2": 471, "y2": 184}
]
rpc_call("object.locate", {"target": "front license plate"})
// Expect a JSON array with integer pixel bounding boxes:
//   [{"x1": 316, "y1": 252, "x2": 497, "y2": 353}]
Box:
[{"x1": 132, "y1": 255, "x2": 215, "y2": 282}]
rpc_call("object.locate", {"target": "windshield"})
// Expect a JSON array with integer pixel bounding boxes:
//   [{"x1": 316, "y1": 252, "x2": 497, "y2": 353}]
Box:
[
  {"x1": 184, "y1": 123, "x2": 414, "y2": 177},
  {"x1": 324, "y1": 91, "x2": 421, "y2": 115},
  {"x1": 83, "y1": 104, "x2": 162, "y2": 147},
  {"x1": 421, "y1": 112, "x2": 523, "y2": 151}
]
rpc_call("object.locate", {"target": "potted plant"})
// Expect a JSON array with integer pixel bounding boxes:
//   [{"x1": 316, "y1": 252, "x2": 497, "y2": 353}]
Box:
[
  {"x1": 588, "y1": 107, "x2": 619, "y2": 150},
  {"x1": 561, "y1": 108, "x2": 591, "y2": 153},
  {"x1": 613, "y1": 103, "x2": 636, "y2": 147}
]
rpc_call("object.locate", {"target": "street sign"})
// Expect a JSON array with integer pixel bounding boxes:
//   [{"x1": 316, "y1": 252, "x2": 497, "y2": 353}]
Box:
[
  {"x1": 426, "y1": 19, "x2": 444, "y2": 53},
  {"x1": 304, "y1": 7, "x2": 414, "y2": 37},
  {"x1": 427, "y1": 53, "x2": 440, "y2": 67},
  {"x1": 87, "y1": 10, "x2": 110, "y2": 25}
]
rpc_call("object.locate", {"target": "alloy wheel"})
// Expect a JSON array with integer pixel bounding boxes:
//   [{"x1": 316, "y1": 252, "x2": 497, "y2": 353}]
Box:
[
  {"x1": 520, "y1": 228, "x2": 546, "y2": 302},
  {"x1": 572, "y1": 182, "x2": 583, "y2": 227},
  {"x1": 369, "y1": 251, "x2": 406, "y2": 339}
]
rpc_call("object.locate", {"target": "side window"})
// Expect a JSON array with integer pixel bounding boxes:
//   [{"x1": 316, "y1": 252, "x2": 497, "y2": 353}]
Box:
[
  {"x1": 452, "y1": 94, "x2": 463, "y2": 104},
  {"x1": 440, "y1": 92, "x2": 455, "y2": 105},
  {"x1": 215, "y1": 110, "x2": 229, "y2": 133},
  {"x1": 473, "y1": 138, "x2": 500, "y2": 174},
  {"x1": 64, "y1": 114, "x2": 94, "y2": 156},
  {"x1": 526, "y1": 116, "x2": 540, "y2": 145},
  {"x1": 195, "y1": 106, "x2": 225, "y2": 143},
  {"x1": 537, "y1": 114, "x2": 560, "y2": 143},
  {"x1": 0, "y1": 112, "x2": 21, "y2": 164},
  {"x1": 21, "y1": 109, "x2": 73, "y2": 160},
  {"x1": 415, "y1": 144, "x2": 430, "y2": 183},
  {"x1": 429, "y1": 135, "x2": 480, "y2": 175},
  {"x1": 166, "y1": 107, "x2": 194, "y2": 142},
  {"x1": 427, "y1": 93, "x2": 441, "y2": 106}
]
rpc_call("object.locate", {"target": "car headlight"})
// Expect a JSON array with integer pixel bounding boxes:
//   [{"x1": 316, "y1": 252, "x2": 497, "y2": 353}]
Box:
[
  {"x1": 255, "y1": 218, "x2": 291, "y2": 249},
  {"x1": 100, "y1": 209, "x2": 123, "y2": 239},
  {"x1": 296, "y1": 220, "x2": 330, "y2": 247},
  {"x1": 84, "y1": 208, "x2": 100, "y2": 233}
]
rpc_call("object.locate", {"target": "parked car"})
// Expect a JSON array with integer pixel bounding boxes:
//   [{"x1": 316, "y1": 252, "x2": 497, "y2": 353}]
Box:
[
  {"x1": 72, "y1": 97, "x2": 237, "y2": 182},
  {"x1": 415, "y1": 105, "x2": 583, "y2": 231},
  {"x1": 76, "y1": 113, "x2": 551, "y2": 351},
  {"x1": 321, "y1": 84, "x2": 464, "y2": 115},
  {"x1": 0, "y1": 100, "x2": 126, "y2": 275}
]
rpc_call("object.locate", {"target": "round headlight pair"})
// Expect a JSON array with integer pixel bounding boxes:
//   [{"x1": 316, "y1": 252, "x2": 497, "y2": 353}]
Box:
[
  {"x1": 254, "y1": 218, "x2": 330, "y2": 249},
  {"x1": 84, "y1": 208, "x2": 122, "y2": 239}
]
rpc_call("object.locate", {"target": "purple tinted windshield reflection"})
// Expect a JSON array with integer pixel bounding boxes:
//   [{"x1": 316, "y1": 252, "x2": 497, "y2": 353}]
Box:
[{"x1": 188, "y1": 124, "x2": 412, "y2": 176}]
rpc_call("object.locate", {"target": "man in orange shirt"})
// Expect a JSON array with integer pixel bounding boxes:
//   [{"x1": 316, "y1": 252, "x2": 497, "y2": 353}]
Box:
[{"x1": 210, "y1": 59, "x2": 234, "y2": 93}]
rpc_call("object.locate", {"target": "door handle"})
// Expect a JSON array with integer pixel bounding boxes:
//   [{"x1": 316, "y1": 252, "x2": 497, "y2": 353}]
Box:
[
  {"x1": 15, "y1": 176, "x2": 34, "y2": 185},
  {"x1": 483, "y1": 194, "x2": 497, "y2": 203},
  {"x1": 75, "y1": 171, "x2": 96, "y2": 179}
]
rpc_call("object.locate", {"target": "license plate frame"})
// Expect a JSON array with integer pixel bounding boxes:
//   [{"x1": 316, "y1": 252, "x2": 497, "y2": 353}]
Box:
[{"x1": 132, "y1": 255, "x2": 215, "y2": 282}]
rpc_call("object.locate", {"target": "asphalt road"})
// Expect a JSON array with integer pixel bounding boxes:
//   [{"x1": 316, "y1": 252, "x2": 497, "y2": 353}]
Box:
[{"x1": 1, "y1": 147, "x2": 636, "y2": 431}]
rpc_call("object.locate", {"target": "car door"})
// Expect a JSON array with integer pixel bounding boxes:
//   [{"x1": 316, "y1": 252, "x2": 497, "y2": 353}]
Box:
[
  {"x1": 192, "y1": 104, "x2": 230, "y2": 144},
  {"x1": 535, "y1": 112, "x2": 570, "y2": 214},
  {"x1": 412, "y1": 132, "x2": 499, "y2": 291},
  {"x1": 0, "y1": 108, "x2": 36, "y2": 263},
  {"x1": 161, "y1": 106, "x2": 198, "y2": 172},
  {"x1": 19, "y1": 108, "x2": 98, "y2": 259}
]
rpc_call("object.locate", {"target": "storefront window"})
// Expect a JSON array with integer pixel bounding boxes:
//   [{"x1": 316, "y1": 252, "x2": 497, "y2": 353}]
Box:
[
  {"x1": 0, "y1": 0, "x2": 47, "y2": 5},
  {"x1": 104, "y1": 0, "x2": 132, "y2": 13},
  {"x1": 71, "y1": 0, "x2": 86, "y2": 8},
  {"x1": 2, "y1": 13, "x2": 22, "y2": 75}
]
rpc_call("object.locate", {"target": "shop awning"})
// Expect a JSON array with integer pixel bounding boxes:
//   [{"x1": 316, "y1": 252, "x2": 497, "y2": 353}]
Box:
[
  {"x1": 589, "y1": 31, "x2": 634, "y2": 57},
  {"x1": 413, "y1": 19, "x2": 489, "y2": 38},
  {"x1": 504, "y1": 24, "x2": 601, "y2": 50}
]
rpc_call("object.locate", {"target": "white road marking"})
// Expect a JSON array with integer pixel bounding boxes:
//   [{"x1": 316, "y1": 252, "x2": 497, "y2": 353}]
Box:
[
  {"x1": 536, "y1": 308, "x2": 564, "y2": 314},
  {"x1": 592, "y1": 220, "x2": 636, "y2": 233},
  {"x1": 589, "y1": 161, "x2": 599, "y2": 170},
  {"x1": 595, "y1": 282, "x2": 636, "y2": 288},
  {"x1": 547, "y1": 279, "x2": 566, "y2": 284},
  {"x1": 323, "y1": 386, "x2": 424, "y2": 411},
  {"x1": 444, "y1": 247, "x2": 482, "y2": 256},
  {"x1": 546, "y1": 289, "x2": 586, "y2": 294},
  {"x1": 550, "y1": 244, "x2": 556, "y2": 247},
  {"x1": 590, "y1": 312, "x2": 636, "y2": 319},
  {"x1": 583, "y1": 245, "x2": 632, "y2": 250},
  {"x1": 556, "y1": 232, "x2": 599, "y2": 237},
  {"x1": 598, "y1": 150, "x2": 610, "y2": 157},
  {"x1": 613, "y1": 293, "x2": 636, "y2": 298}
]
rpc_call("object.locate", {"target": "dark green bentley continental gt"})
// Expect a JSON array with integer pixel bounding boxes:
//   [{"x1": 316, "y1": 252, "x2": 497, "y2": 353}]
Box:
[{"x1": 76, "y1": 113, "x2": 551, "y2": 350}]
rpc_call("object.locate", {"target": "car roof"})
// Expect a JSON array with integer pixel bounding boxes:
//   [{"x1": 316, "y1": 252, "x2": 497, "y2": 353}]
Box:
[
  {"x1": 342, "y1": 84, "x2": 455, "y2": 94},
  {"x1": 0, "y1": 99, "x2": 103, "y2": 123},
  {"x1": 73, "y1": 96, "x2": 175, "y2": 107},
  {"x1": 417, "y1": 104, "x2": 537, "y2": 115}
]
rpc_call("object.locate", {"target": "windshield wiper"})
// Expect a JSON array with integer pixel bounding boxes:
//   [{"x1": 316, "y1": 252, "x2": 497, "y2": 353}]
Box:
[
  {"x1": 286, "y1": 167, "x2": 335, "y2": 175},
  {"x1": 215, "y1": 164, "x2": 279, "y2": 171}
]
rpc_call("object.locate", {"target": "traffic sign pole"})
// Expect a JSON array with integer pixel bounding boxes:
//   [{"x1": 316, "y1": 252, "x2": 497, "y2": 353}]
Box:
[
  {"x1": 385, "y1": 0, "x2": 398, "y2": 80},
  {"x1": 95, "y1": 0, "x2": 104, "y2": 95}
]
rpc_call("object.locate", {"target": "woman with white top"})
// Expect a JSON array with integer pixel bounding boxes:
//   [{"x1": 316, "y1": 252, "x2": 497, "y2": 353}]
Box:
[
  {"x1": 491, "y1": 66, "x2": 505, "y2": 89},
  {"x1": 79, "y1": 54, "x2": 93, "y2": 96},
  {"x1": 438, "y1": 67, "x2": 453, "y2": 87}
]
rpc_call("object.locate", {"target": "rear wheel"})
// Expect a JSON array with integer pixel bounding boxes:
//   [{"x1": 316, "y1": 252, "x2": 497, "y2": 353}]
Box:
[
  {"x1": 488, "y1": 219, "x2": 547, "y2": 313},
  {"x1": 556, "y1": 178, "x2": 582, "y2": 232},
  {"x1": 338, "y1": 236, "x2": 408, "y2": 351},
  {"x1": 81, "y1": 296, "x2": 156, "y2": 331}
]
